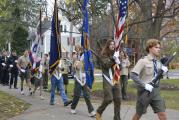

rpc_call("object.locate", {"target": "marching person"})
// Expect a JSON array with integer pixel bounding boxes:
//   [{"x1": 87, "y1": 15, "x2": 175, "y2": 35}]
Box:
[
  {"x1": 8, "y1": 51, "x2": 19, "y2": 89},
  {"x1": 32, "y1": 64, "x2": 44, "y2": 100},
  {"x1": 41, "y1": 53, "x2": 49, "y2": 90},
  {"x1": 120, "y1": 50, "x2": 130, "y2": 100},
  {"x1": 0, "y1": 50, "x2": 9, "y2": 86},
  {"x1": 96, "y1": 39, "x2": 121, "y2": 120},
  {"x1": 17, "y1": 50, "x2": 32, "y2": 95},
  {"x1": 131, "y1": 39, "x2": 168, "y2": 120},
  {"x1": 70, "y1": 49, "x2": 95, "y2": 117},
  {"x1": 61, "y1": 58, "x2": 69, "y2": 94},
  {"x1": 49, "y1": 60, "x2": 72, "y2": 106}
]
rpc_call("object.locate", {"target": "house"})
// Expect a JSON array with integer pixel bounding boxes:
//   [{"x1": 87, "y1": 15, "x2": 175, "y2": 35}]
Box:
[{"x1": 28, "y1": 15, "x2": 81, "y2": 59}]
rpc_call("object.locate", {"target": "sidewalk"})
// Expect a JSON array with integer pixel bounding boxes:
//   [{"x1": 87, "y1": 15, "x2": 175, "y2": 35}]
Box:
[{"x1": 0, "y1": 85, "x2": 179, "y2": 120}]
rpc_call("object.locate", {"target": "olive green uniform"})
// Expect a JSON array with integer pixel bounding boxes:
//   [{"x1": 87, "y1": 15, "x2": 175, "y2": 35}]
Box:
[{"x1": 96, "y1": 54, "x2": 121, "y2": 120}]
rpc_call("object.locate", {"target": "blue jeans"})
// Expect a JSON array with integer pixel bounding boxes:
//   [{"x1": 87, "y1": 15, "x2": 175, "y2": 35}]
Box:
[{"x1": 50, "y1": 75, "x2": 68, "y2": 104}]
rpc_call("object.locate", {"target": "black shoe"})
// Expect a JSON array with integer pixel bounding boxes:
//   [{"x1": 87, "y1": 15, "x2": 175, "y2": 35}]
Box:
[
  {"x1": 64, "y1": 100, "x2": 72, "y2": 106},
  {"x1": 122, "y1": 96, "x2": 127, "y2": 100},
  {"x1": 50, "y1": 102, "x2": 55, "y2": 105},
  {"x1": 14, "y1": 87, "x2": 18, "y2": 89}
]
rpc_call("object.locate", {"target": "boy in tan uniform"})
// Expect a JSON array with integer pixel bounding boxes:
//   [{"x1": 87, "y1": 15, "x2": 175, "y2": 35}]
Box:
[
  {"x1": 131, "y1": 39, "x2": 168, "y2": 120},
  {"x1": 17, "y1": 50, "x2": 32, "y2": 95}
]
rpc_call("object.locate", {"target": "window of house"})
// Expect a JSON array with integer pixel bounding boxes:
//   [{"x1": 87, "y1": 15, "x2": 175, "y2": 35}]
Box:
[
  {"x1": 73, "y1": 37, "x2": 75, "y2": 45},
  {"x1": 60, "y1": 25, "x2": 63, "y2": 32},
  {"x1": 41, "y1": 36, "x2": 44, "y2": 45},
  {"x1": 64, "y1": 25, "x2": 67, "y2": 32},
  {"x1": 67, "y1": 37, "x2": 70, "y2": 45}
]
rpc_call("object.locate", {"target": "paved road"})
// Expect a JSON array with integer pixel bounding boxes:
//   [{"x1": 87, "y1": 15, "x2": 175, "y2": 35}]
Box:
[
  {"x1": 168, "y1": 70, "x2": 179, "y2": 79},
  {"x1": 0, "y1": 85, "x2": 179, "y2": 120}
]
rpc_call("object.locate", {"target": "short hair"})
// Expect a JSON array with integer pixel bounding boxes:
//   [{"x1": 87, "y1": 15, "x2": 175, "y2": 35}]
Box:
[
  {"x1": 146, "y1": 39, "x2": 161, "y2": 53},
  {"x1": 44, "y1": 53, "x2": 48, "y2": 57},
  {"x1": 75, "y1": 44, "x2": 82, "y2": 51}
]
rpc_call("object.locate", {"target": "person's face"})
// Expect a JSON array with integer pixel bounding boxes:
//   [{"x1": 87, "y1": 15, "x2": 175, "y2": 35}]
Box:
[
  {"x1": 75, "y1": 47, "x2": 81, "y2": 54},
  {"x1": 44, "y1": 55, "x2": 48, "y2": 59},
  {"x1": 109, "y1": 42, "x2": 115, "y2": 51},
  {"x1": 24, "y1": 50, "x2": 29, "y2": 57},
  {"x1": 12, "y1": 52, "x2": 16, "y2": 56},
  {"x1": 72, "y1": 54, "x2": 77, "y2": 61},
  {"x1": 3, "y1": 51, "x2": 7, "y2": 56},
  {"x1": 149, "y1": 44, "x2": 161, "y2": 57}
]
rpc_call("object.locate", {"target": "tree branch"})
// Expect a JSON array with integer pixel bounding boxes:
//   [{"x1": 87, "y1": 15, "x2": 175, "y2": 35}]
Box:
[{"x1": 160, "y1": 29, "x2": 179, "y2": 39}]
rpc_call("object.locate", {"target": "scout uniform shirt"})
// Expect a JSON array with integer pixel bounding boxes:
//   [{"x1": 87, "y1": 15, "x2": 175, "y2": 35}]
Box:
[
  {"x1": 73, "y1": 60, "x2": 86, "y2": 86},
  {"x1": 18, "y1": 55, "x2": 30, "y2": 70},
  {"x1": 132, "y1": 54, "x2": 162, "y2": 84},
  {"x1": 121, "y1": 58, "x2": 130, "y2": 76},
  {"x1": 41, "y1": 58, "x2": 49, "y2": 73}
]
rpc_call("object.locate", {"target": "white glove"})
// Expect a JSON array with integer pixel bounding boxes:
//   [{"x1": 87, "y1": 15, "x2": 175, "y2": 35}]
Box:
[
  {"x1": 39, "y1": 65, "x2": 43, "y2": 73},
  {"x1": 82, "y1": 73, "x2": 86, "y2": 79},
  {"x1": 10, "y1": 65, "x2": 13, "y2": 68},
  {"x1": 15, "y1": 60, "x2": 18, "y2": 63},
  {"x1": 2, "y1": 63, "x2": 6, "y2": 66},
  {"x1": 161, "y1": 65, "x2": 168, "y2": 74},
  {"x1": 113, "y1": 51, "x2": 120, "y2": 59},
  {"x1": 20, "y1": 69, "x2": 26, "y2": 73},
  {"x1": 115, "y1": 58, "x2": 121, "y2": 64},
  {"x1": 145, "y1": 83, "x2": 154, "y2": 93},
  {"x1": 38, "y1": 72, "x2": 42, "y2": 79}
]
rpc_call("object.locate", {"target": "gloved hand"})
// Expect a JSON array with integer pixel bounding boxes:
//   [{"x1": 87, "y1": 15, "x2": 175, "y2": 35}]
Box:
[
  {"x1": 39, "y1": 65, "x2": 43, "y2": 73},
  {"x1": 144, "y1": 83, "x2": 153, "y2": 93},
  {"x1": 38, "y1": 72, "x2": 42, "y2": 79},
  {"x1": 15, "y1": 60, "x2": 18, "y2": 63},
  {"x1": 115, "y1": 58, "x2": 121, "y2": 64},
  {"x1": 10, "y1": 65, "x2": 13, "y2": 68},
  {"x1": 161, "y1": 65, "x2": 168, "y2": 74},
  {"x1": 2, "y1": 63, "x2": 6, "y2": 66},
  {"x1": 20, "y1": 69, "x2": 26, "y2": 73},
  {"x1": 113, "y1": 51, "x2": 120, "y2": 59}
]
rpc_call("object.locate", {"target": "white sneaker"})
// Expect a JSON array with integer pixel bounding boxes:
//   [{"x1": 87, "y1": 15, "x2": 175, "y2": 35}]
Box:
[
  {"x1": 71, "y1": 109, "x2": 76, "y2": 114},
  {"x1": 40, "y1": 95, "x2": 44, "y2": 100},
  {"x1": 21, "y1": 91, "x2": 24, "y2": 95},
  {"x1": 89, "y1": 111, "x2": 96, "y2": 117}
]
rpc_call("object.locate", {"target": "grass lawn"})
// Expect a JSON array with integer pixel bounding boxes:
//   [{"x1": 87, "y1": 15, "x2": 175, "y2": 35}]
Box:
[{"x1": 0, "y1": 91, "x2": 31, "y2": 120}]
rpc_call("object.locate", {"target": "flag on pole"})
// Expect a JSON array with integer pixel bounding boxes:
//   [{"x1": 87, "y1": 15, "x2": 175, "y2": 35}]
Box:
[
  {"x1": 114, "y1": 0, "x2": 128, "y2": 50},
  {"x1": 49, "y1": 0, "x2": 61, "y2": 75},
  {"x1": 113, "y1": 0, "x2": 128, "y2": 84},
  {"x1": 81, "y1": 0, "x2": 94, "y2": 89},
  {"x1": 30, "y1": 8, "x2": 42, "y2": 73}
]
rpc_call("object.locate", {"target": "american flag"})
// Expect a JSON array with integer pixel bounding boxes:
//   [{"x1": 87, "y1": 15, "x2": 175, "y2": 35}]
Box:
[
  {"x1": 114, "y1": 0, "x2": 128, "y2": 50},
  {"x1": 30, "y1": 9, "x2": 42, "y2": 72}
]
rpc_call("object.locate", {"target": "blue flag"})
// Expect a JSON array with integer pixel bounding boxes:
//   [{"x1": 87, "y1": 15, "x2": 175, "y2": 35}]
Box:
[
  {"x1": 49, "y1": 0, "x2": 61, "y2": 75},
  {"x1": 81, "y1": 0, "x2": 94, "y2": 89}
]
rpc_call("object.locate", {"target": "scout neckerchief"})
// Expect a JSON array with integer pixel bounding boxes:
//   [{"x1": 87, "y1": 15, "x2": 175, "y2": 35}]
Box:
[{"x1": 102, "y1": 68, "x2": 114, "y2": 86}]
